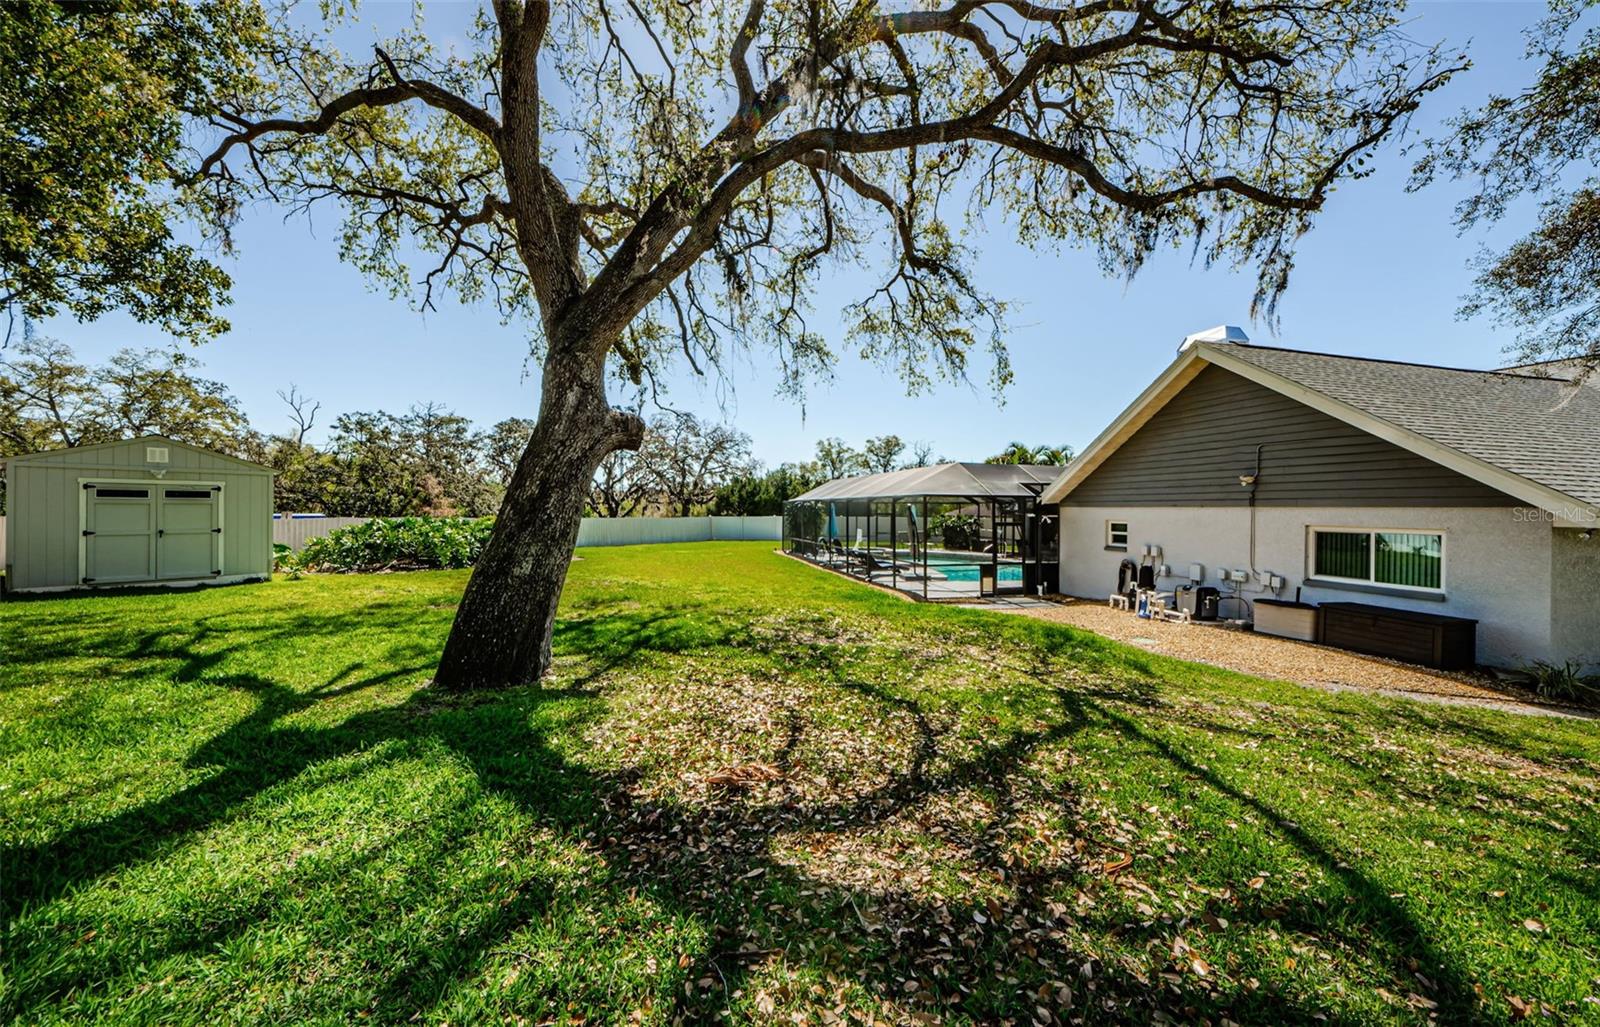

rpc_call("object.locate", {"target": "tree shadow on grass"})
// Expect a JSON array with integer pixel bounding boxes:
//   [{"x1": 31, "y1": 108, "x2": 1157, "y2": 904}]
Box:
[
  {"x1": 352, "y1": 658, "x2": 1484, "y2": 1025},
  {"x1": 1076, "y1": 697, "x2": 1499, "y2": 1023},
  {"x1": 3, "y1": 599, "x2": 735, "y2": 918},
  {"x1": 449, "y1": 671, "x2": 1398, "y2": 1025},
  {"x1": 4, "y1": 602, "x2": 1532, "y2": 1024},
  {"x1": 550, "y1": 607, "x2": 750, "y2": 690}
]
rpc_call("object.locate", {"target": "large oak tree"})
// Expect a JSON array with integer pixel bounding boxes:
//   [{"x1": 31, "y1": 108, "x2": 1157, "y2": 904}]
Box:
[{"x1": 21, "y1": 0, "x2": 1459, "y2": 687}]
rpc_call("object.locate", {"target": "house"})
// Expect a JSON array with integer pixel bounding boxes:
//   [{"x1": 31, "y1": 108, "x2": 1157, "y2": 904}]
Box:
[
  {"x1": 3, "y1": 436, "x2": 274, "y2": 593},
  {"x1": 1041, "y1": 329, "x2": 1600, "y2": 669}
]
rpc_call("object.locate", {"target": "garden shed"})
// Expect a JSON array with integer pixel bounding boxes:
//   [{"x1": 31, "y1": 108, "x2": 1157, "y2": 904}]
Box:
[{"x1": 3, "y1": 435, "x2": 273, "y2": 593}]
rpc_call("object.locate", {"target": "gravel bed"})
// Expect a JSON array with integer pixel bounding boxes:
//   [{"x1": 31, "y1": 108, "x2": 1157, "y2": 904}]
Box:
[{"x1": 1023, "y1": 597, "x2": 1588, "y2": 717}]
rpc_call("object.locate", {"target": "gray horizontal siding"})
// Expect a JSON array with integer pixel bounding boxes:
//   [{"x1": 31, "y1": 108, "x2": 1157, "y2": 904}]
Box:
[{"x1": 1064, "y1": 365, "x2": 1517, "y2": 507}]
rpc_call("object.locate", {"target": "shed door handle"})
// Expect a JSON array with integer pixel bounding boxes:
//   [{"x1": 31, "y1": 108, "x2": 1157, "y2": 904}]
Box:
[{"x1": 157, "y1": 529, "x2": 165, "y2": 538}]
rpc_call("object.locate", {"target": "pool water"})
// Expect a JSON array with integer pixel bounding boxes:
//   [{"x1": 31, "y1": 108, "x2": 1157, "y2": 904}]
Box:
[{"x1": 935, "y1": 564, "x2": 1023, "y2": 582}]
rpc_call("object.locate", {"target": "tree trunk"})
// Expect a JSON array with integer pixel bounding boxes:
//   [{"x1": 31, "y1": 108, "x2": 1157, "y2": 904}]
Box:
[{"x1": 433, "y1": 346, "x2": 643, "y2": 689}]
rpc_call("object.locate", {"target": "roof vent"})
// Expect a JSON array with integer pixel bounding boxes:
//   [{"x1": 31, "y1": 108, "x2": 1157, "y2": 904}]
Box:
[{"x1": 1179, "y1": 325, "x2": 1249, "y2": 352}]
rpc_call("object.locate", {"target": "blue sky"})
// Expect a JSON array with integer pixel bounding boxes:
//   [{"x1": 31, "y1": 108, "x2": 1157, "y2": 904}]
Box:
[{"x1": 41, "y1": 1, "x2": 1554, "y2": 468}]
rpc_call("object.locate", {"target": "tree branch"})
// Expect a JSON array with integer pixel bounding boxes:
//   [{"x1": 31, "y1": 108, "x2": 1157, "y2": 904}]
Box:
[{"x1": 198, "y1": 56, "x2": 500, "y2": 179}]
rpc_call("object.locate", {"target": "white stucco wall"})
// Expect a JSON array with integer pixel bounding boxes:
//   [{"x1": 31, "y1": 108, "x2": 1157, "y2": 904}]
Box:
[
  {"x1": 1059, "y1": 504, "x2": 1557, "y2": 667},
  {"x1": 1550, "y1": 527, "x2": 1600, "y2": 671}
]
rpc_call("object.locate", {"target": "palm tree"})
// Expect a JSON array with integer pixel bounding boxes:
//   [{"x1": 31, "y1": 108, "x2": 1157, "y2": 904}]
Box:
[
  {"x1": 1034, "y1": 444, "x2": 1074, "y2": 466},
  {"x1": 985, "y1": 442, "x2": 1073, "y2": 466}
]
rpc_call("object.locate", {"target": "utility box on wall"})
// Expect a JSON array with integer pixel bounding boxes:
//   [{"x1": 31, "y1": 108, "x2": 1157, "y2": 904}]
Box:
[{"x1": 3, "y1": 435, "x2": 273, "y2": 593}]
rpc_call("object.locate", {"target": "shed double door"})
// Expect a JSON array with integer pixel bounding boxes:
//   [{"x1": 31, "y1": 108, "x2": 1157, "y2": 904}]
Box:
[{"x1": 84, "y1": 484, "x2": 221, "y2": 584}]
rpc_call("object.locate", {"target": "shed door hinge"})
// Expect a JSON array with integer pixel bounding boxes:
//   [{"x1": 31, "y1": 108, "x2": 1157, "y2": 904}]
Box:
[
  {"x1": 81, "y1": 576, "x2": 95, "y2": 584},
  {"x1": 212, "y1": 527, "x2": 222, "y2": 533},
  {"x1": 82, "y1": 530, "x2": 95, "y2": 537}
]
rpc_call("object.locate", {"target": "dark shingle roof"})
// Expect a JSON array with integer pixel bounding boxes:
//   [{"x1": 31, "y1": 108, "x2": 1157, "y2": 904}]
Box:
[
  {"x1": 1210, "y1": 343, "x2": 1600, "y2": 508},
  {"x1": 790, "y1": 462, "x2": 1058, "y2": 501}
]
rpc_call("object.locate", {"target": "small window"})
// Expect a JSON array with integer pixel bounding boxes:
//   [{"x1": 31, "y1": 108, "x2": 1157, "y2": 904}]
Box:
[
  {"x1": 1311, "y1": 528, "x2": 1443, "y2": 591},
  {"x1": 95, "y1": 488, "x2": 149, "y2": 499},
  {"x1": 164, "y1": 489, "x2": 213, "y2": 500},
  {"x1": 1106, "y1": 520, "x2": 1129, "y2": 549}
]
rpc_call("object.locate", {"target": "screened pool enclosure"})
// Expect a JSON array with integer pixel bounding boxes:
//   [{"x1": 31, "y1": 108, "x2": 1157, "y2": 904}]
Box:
[{"x1": 783, "y1": 463, "x2": 1061, "y2": 600}]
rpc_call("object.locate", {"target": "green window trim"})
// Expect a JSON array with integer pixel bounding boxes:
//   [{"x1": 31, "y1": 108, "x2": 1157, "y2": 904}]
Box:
[{"x1": 1311, "y1": 528, "x2": 1444, "y2": 591}]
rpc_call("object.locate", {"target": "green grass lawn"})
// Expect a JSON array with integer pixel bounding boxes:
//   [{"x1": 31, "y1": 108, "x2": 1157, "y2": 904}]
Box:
[{"x1": 3, "y1": 543, "x2": 1597, "y2": 1025}]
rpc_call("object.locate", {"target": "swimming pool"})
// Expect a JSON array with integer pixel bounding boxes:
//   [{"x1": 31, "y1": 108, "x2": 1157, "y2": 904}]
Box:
[{"x1": 930, "y1": 562, "x2": 1023, "y2": 582}]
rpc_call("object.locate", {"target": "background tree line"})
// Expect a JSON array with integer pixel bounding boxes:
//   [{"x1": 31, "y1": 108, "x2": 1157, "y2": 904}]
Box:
[
  {"x1": 0, "y1": 336, "x2": 515, "y2": 516},
  {"x1": 3, "y1": 337, "x2": 1075, "y2": 518},
  {"x1": 0, "y1": 337, "x2": 757, "y2": 517},
  {"x1": 710, "y1": 435, "x2": 1073, "y2": 515}
]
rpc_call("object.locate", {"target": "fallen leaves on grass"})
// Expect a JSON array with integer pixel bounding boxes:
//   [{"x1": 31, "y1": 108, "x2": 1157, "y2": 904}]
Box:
[
  {"x1": 1102, "y1": 852, "x2": 1133, "y2": 875},
  {"x1": 704, "y1": 763, "x2": 782, "y2": 789}
]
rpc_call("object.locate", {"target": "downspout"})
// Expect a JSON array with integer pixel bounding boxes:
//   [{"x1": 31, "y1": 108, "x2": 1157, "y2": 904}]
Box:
[{"x1": 1247, "y1": 444, "x2": 1263, "y2": 574}]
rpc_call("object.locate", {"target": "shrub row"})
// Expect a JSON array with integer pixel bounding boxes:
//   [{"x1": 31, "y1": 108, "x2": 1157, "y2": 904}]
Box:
[{"x1": 293, "y1": 517, "x2": 495, "y2": 573}]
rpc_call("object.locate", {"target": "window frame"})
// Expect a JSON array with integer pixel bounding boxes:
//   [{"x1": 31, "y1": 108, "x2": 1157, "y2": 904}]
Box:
[
  {"x1": 1306, "y1": 526, "x2": 1446, "y2": 594},
  {"x1": 1105, "y1": 519, "x2": 1129, "y2": 550}
]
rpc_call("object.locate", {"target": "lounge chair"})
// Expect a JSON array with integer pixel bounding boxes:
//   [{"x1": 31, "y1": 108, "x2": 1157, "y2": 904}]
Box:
[{"x1": 860, "y1": 548, "x2": 896, "y2": 578}]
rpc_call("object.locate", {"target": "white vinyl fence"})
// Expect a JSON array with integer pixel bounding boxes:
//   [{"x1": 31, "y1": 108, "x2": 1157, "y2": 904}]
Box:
[
  {"x1": 577, "y1": 515, "x2": 781, "y2": 546},
  {"x1": 272, "y1": 516, "x2": 374, "y2": 551},
  {"x1": 272, "y1": 514, "x2": 781, "y2": 551}
]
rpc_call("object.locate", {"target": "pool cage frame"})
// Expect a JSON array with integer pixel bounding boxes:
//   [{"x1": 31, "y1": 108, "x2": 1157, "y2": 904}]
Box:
[{"x1": 783, "y1": 480, "x2": 1060, "y2": 601}]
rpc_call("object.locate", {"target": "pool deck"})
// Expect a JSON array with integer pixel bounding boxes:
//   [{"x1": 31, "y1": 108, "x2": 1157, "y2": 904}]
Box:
[{"x1": 786, "y1": 550, "x2": 1034, "y2": 603}]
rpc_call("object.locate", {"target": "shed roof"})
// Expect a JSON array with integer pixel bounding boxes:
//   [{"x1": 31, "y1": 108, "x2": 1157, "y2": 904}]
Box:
[
  {"x1": 790, "y1": 462, "x2": 1058, "y2": 501},
  {"x1": 3, "y1": 434, "x2": 271, "y2": 472}
]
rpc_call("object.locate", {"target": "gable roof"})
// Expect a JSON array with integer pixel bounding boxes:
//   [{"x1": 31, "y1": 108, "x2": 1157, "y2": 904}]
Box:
[
  {"x1": 3, "y1": 434, "x2": 271, "y2": 472},
  {"x1": 791, "y1": 462, "x2": 1058, "y2": 501},
  {"x1": 1042, "y1": 343, "x2": 1600, "y2": 524}
]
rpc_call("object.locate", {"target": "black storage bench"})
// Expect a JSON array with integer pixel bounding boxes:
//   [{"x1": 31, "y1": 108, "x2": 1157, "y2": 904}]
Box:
[{"x1": 1317, "y1": 602, "x2": 1477, "y2": 670}]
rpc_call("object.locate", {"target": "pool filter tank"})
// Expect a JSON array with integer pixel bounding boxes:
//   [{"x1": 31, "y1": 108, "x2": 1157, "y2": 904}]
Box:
[{"x1": 1176, "y1": 585, "x2": 1220, "y2": 621}]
